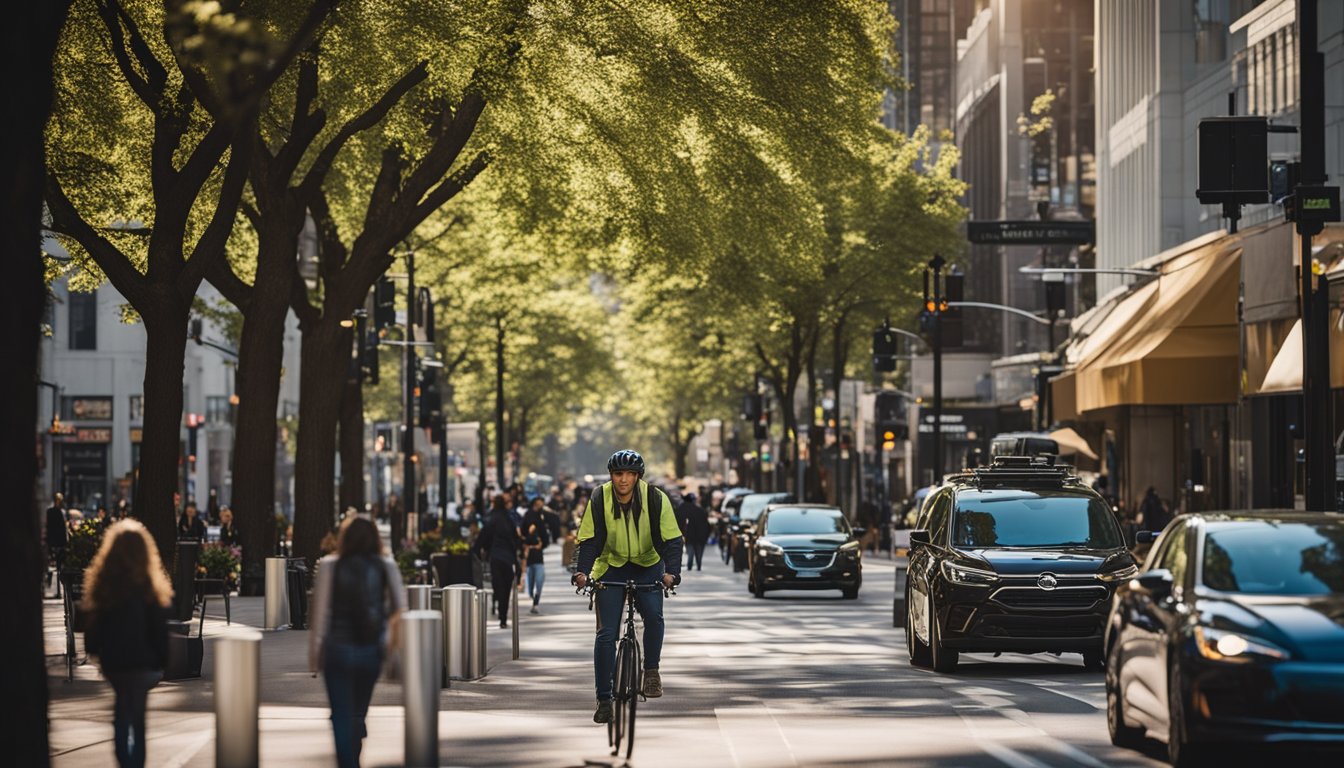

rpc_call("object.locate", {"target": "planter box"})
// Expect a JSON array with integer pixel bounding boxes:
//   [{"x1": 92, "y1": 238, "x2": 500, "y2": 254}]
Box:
[{"x1": 430, "y1": 553, "x2": 476, "y2": 587}]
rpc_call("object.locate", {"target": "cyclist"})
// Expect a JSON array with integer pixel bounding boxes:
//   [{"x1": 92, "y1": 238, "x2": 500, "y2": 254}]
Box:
[{"x1": 573, "y1": 449, "x2": 684, "y2": 724}]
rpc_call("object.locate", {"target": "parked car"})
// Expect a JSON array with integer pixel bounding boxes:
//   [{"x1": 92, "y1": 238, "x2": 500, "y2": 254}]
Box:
[
  {"x1": 905, "y1": 456, "x2": 1137, "y2": 673},
  {"x1": 1105, "y1": 511, "x2": 1344, "y2": 766},
  {"x1": 748, "y1": 504, "x2": 863, "y2": 598}
]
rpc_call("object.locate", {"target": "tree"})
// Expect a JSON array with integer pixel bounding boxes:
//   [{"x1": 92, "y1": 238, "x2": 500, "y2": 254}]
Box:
[
  {"x1": 44, "y1": 0, "x2": 332, "y2": 559},
  {"x1": 4, "y1": 4, "x2": 72, "y2": 762}
]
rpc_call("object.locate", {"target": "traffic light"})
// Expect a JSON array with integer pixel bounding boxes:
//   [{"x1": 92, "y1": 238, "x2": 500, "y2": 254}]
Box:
[
  {"x1": 875, "y1": 391, "x2": 908, "y2": 451},
  {"x1": 942, "y1": 272, "x2": 964, "y2": 349},
  {"x1": 373, "y1": 276, "x2": 396, "y2": 330},
  {"x1": 417, "y1": 287, "x2": 435, "y2": 344},
  {"x1": 189, "y1": 317, "x2": 202, "y2": 341},
  {"x1": 1044, "y1": 277, "x2": 1067, "y2": 318},
  {"x1": 362, "y1": 331, "x2": 380, "y2": 385},
  {"x1": 741, "y1": 393, "x2": 761, "y2": 420},
  {"x1": 753, "y1": 412, "x2": 769, "y2": 440},
  {"x1": 418, "y1": 373, "x2": 442, "y2": 428},
  {"x1": 872, "y1": 324, "x2": 898, "y2": 372}
]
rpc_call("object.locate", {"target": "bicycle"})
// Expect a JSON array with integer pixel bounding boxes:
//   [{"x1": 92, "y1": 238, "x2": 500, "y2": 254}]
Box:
[{"x1": 579, "y1": 579, "x2": 675, "y2": 760}]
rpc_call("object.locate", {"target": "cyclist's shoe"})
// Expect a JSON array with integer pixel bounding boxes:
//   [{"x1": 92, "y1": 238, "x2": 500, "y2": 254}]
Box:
[
  {"x1": 642, "y1": 669, "x2": 663, "y2": 698},
  {"x1": 593, "y1": 700, "x2": 613, "y2": 723}
]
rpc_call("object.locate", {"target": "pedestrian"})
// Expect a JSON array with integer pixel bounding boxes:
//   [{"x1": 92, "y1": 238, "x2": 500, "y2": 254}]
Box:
[
  {"x1": 114, "y1": 499, "x2": 130, "y2": 521},
  {"x1": 94, "y1": 505, "x2": 111, "y2": 531},
  {"x1": 1139, "y1": 487, "x2": 1167, "y2": 532},
  {"x1": 309, "y1": 516, "x2": 406, "y2": 768},
  {"x1": 46, "y1": 492, "x2": 69, "y2": 596},
  {"x1": 678, "y1": 492, "x2": 711, "y2": 571},
  {"x1": 572, "y1": 450, "x2": 684, "y2": 723},
  {"x1": 81, "y1": 519, "x2": 172, "y2": 768},
  {"x1": 218, "y1": 506, "x2": 240, "y2": 547},
  {"x1": 473, "y1": 493, "x2": 521, "y2": 628},
  {"x1": 522, "y1": 522, "x2": 547, "y2": 614},
  {"x1": 177, "y1": 503, "x2": 206, "y2": 540},
  {"x1": 206, "y1": 487, "x2": 221, "y2": 525}
]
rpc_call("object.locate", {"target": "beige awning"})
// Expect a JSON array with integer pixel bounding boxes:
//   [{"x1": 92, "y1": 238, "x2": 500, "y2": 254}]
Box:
[
  {"x1": 1058, "y1": 235, "x2": 1241, "y2": 414},
  {"x1": 1048, "y1": 427, "x2": 1098, "y2": 460},
  {"x1": 1257, "y1": 315, "x2": 1344, "y2": 393}
]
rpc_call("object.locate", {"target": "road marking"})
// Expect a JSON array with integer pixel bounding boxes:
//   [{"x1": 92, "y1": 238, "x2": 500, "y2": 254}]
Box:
[
  {"x1": 715, "y1": 706, "x2": 798, "y2": 768},
  {"x1": 979, "y1": 742, "x2": 1057, "y2": 768}
]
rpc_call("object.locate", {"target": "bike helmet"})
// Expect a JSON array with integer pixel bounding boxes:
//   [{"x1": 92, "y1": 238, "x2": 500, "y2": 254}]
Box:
[{"x1": 607, "y1": 449, "x2": 645, "y2": 477}]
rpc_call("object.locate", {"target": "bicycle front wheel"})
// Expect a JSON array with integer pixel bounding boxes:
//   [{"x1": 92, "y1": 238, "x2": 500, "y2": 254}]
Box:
[
  {"x1": 624, "y1": 640, "x2": 641, "y2": 759},
  {"x1": 609, "y1": 640, "x2": 633, "y2": 756}
]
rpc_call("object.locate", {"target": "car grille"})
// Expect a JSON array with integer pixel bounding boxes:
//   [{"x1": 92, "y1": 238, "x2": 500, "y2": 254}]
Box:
[
  {"x1": 989, "y1": 585, "x2": 1109, "y2": 611},
  {"x1": 978, "y1": 614, "x2": 1102, "y2": 639},
  {"x1": 783, "y1": 550, "x2": 835, "y2": 570}
]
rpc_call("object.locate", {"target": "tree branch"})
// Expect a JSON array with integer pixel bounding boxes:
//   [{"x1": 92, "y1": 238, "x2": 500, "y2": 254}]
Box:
[
  {"x1": 273, "y1": 50, "x2": 327, "y2": 182},
  {"x1": 298, "y1": 60, "x2": 429, "y2": 199},
  {"x1": 95, "y1": 0, "x2": 167, "y2": 111},
  {"x1": 308, "y1": 187, "x2": 349, "y2": 281},
  {"x1": 181, "y1": 135, "x2": 253, "y2": 292},
  {"x1": 411, "y1": 150, "x2": 491, "y2": 223},
  {"x1": 206, "y1": 257, "x2": 253, "y2": 310},
  {"x1": 45, "y1": 171, "x2": 149, "y2": 307}
]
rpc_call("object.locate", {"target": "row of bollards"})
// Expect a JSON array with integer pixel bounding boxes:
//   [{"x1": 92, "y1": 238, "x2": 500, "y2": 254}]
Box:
[{"x1": 216, "y1": 583, "x2": 502, "y2": 768}]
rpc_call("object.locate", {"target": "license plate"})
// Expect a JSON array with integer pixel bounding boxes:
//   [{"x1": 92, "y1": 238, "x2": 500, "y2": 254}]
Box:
[{"x1": 795, "y1": 571, "x2": 821, "y2": 578}]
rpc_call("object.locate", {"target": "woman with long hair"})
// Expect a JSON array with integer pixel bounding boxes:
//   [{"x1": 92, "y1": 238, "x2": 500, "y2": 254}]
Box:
[
  {"x1": 473, "y1": 493, "x2": 521, "y2": 628},
  {"x1": 308, "y1": 515, "x2": 406, "y2": 768},
  {"x1": 81, "y1": 519, "x2": 172, "y2": 768}
]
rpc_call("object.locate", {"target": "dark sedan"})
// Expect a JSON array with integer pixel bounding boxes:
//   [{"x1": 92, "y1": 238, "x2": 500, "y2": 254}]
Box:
[
  {"x1": 748, "y1": 505, "x2": 862, "y2": 598},
  {"x1": 1105, "y1": 512, "x2": 1344, "y2": 766}
]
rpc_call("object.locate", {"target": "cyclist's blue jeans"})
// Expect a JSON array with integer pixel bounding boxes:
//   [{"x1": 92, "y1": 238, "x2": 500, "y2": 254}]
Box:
[{"x1": 594, "y1": 562, "x2": 664, "y2": 700}]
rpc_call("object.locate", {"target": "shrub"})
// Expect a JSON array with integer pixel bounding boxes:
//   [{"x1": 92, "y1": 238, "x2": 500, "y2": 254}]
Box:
[
  {"x1": 63, "y1": 519, "x2": 104, "y2": 571},
  {"x1": 198, "y1": 542, "x2": 241, "y2": 586}
]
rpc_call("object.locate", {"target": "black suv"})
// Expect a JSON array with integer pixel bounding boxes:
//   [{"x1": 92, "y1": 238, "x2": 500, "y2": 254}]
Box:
[{"x1": 905, "y1": 456, "x2": 1137, "y2": 672}]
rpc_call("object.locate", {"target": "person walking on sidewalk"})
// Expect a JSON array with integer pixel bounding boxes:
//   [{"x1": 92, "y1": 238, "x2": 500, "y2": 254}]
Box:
[
  {"x1": 81, "y1": 519, "x2": 171, "y2": 768},
  {"x1": 46, "y1": 492, "x2": 68, "y2": 596},
  {"x1": 309, "y1": 516, "x2": 406, "y2": 768},
  {"x1": 522, "y1": 522, "x2": 547, "y2": 614},
  {"x1": 572, "y1": 450, "x2": 684, "y2": 724},
  {"x1": 678, "y1": 492, "x2": 711, "y2": 571},
  {"x1": 474, "y1": 493, "x2": 522, "y2": 628}
]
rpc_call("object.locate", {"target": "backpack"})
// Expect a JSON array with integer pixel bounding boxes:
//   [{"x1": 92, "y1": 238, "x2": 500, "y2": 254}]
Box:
[{"x1": 335, "y1": 554, "x2": 387, "y2": 645}]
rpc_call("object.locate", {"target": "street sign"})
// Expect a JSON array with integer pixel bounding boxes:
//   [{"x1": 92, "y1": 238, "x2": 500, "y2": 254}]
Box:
[
  {"x1": 966, "y1": 220, "x2": 1094, "y2": 245},
  {"x1": 1286, "y1": 185, "x2": 1341, "y2": 223}
]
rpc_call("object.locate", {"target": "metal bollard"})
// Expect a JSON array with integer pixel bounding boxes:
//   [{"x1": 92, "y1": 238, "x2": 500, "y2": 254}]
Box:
[
  {"x1": 264, "y1": 557, "x2": 290, "y2": 630},
  {"x1": 402, "y1": 610, "x2": 442, "y2": 767},
  {"x1": 407, "y1": 585, "x2": 433, "y2": 612},
  {"x1": 215, "y1": 630, "x2": 262, "y2": 768},
  {"x1": 442, "y1": 585, "x2": 475, "y2": 681},
  {"x1": 467, "y1": 589, "x2": 487, "y2": 679},
  {"x1": 511, "y1": 579, "x2": 520, "y2": 660}
]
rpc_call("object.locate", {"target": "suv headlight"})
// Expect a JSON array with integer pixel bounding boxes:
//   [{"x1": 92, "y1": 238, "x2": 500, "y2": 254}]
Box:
[
  {"x1": 1194, "y1": 626, "x2": 1290, "y2": 663},
  {"x1": 941, "y1": 561, "x2": 998, "y2": 586},
  {"x1": 1096, "y1": 564, "x2": 1139, "y2": 583},
  {"x1": 756, "y1": 541, "x2": 783, "y2": 557}
]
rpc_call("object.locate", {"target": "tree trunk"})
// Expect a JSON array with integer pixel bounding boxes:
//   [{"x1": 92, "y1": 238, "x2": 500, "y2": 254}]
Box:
[
  {"x1": 805, "y1": 332, "x2": 825, "y2": 503},
  {"x1": 338, "y1": 333, "x2": 364, "y2": 517},
  {"x1": 1, "y1": 4, "x2": 69, "y2": 762},
  {"x1": 830, "y1": 315, "x2": 849, "y2": 516},
  {"x1": 135, "y1": 297, "x2": 191, "y2": 563},
  {"x1": 230, "y1": 230, "x2": 297, "y2": 593},
  {"x1": 292, "y1": 319, "x2": 346, "y2": 563},
  {"x1": 494, "y1": 317, "x2": 505, "y2": 488}
]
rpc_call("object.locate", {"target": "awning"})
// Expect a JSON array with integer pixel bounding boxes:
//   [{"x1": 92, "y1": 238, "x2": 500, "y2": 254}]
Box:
[
  {"x1": 1052, "y1": 232, "x2": 1241, "y2": 415},
  {"x1": 1048, "y1": 426, "x2": 1098, "y2": 460},
  {"x1": 1257, "y1": 315, "x2": 1344, "y2": 393}
]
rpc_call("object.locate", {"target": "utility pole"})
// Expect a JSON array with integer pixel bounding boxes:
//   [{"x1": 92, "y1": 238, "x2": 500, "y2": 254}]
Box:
[
  {"x1": 1298, "y1": 0, "x2": 1335, "y2": 511},
  {"x1": 403, "y1": 250, "x2": 417, "y2": 538},
  {"x1": 494, "y1": 316, "x2": 506, "y2": 490}
]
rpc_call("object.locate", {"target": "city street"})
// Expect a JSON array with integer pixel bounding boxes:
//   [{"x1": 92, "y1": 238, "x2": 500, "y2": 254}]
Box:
[{"x1": 47, "y1": 553, "x2": 1173, "y2": 768}]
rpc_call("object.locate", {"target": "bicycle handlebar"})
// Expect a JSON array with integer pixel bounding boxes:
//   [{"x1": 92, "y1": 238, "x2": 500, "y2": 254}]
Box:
[{"x1": 575, "y1": 579, "x2": 677, "y2": 597}]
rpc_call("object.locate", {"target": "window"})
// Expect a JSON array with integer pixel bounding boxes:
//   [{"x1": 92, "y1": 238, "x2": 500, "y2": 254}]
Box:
[
  {"x1": 206, "y1": 396, "x2": 232, "y2": 425},
  {"x1": 928, "y1": 492, "x2": 952, "y2": 547},
  {"x1": 129, "y1": 396, "x2": 143, "y2": 422},
  {"x1": 764, "y1": 509, "x2": 849, "y2": 536},
  {"x1": 68, "y1": 289, "x2": 97, "y2": 350},
  {"x1": 1203, "y1": 522, "x2": 1344, "y2": 595},
  {"x1": 1150, "y1": 521, "x2": 1190, "y2": 587},
  {"x1": 951, "y1": 492, "x2": 1124, "y2": 549}
]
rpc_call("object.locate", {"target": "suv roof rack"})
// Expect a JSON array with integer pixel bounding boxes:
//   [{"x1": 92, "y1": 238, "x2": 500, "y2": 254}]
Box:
[{"x1": 947, "y1": 455, "x2": 1081, "y2": 490}]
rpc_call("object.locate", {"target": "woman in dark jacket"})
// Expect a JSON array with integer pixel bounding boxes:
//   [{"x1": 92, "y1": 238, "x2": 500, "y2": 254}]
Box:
[
  {"x1": 474, "y1": 493, "x2": 521, "y2": 628},
  {"x1": 218, "y1": 506, "x2": 240, "y2": 547},
  {"x1": 82, "y1": 519, "x2": 172, "y2": 768}
]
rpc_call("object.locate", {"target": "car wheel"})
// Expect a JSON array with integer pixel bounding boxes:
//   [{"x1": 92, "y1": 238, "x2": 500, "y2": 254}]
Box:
[
  {"x1": 1082, "y1": 650, "x2": 1105, "y2": 671},
  {"x1": 1167, "y1": 663, "x2": 1210, "y2": 767},
  {"x1": 907, "y1": 584, "x2": 931, "y2": 668},
  {"x1": 747, "y1": 567, "x2": 756, "y2": 594},
  {"x1": 1106, "y1": 642, "x2": 1144, "y2": 749},
  {"x1": 751, "y1": 571, "x2": 765, "y2": 598},
  {"x1": 842, "y1": 585, "x2": 859, "y2": 600},
  {"x1": 929, "y1": 593, "x2": 959, "y2": 673}
]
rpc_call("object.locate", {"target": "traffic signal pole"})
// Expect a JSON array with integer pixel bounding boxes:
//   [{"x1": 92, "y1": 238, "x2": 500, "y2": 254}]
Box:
[
  {"x1": 1299, "y1": 0, "x2": 1334, "y2": 511},
  {"x1": 928, "y1": 255, "x2": 945, "y2": 484},
  {"x1": 403, "y1": 250, "x2": 417, "y2": 537}
]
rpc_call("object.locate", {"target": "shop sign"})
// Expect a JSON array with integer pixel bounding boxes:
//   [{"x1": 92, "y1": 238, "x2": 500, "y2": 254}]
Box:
[{"x1": 75, "y1": 428, "x2": 112, "y2": 443}]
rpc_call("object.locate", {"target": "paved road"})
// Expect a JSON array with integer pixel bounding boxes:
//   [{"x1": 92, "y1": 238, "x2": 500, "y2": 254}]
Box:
[{"x1": 47, "y1": 551, "x2": 1172, "y2": 767}]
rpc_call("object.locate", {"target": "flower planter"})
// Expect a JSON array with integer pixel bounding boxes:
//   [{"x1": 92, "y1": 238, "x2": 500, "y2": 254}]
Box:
[{"x1": 430, "y1": 552, "x2": 476, "y2": 586}]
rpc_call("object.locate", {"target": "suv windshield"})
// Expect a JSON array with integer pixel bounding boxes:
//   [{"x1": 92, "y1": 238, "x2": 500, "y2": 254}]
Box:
[
  {"x1": 1202, "y1": 522, "x2": 1344, "y2": 595},
  {"x1": 765, "y1": 509, "x2": 848, "y2": 536},
  {"x1": 952, "y1": 492, "x2": 1122, "y2": 549}
]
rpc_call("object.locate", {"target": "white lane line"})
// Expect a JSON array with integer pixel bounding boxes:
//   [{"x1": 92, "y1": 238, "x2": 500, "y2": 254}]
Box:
[
  {"x1": 1029, "y1": 681, "x2": 1106, "y2": 711},
  {"x1": 715, "y1": 706, "x2": 799, "y2": 768}
]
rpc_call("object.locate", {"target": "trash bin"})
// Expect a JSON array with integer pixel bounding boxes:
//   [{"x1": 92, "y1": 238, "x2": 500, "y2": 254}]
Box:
[
  {"x1": 287, "y1": 559, "x2": 309, "y2": 630},
  {"x1": 164, "y1": 619, "x2": 203, "y2": 680},
  {"x1": 407, "y1": 585, "x2": 433, "y2": 611},
  {"x1": 469, "y1": 588, "x2": 488, "y2": 679}
]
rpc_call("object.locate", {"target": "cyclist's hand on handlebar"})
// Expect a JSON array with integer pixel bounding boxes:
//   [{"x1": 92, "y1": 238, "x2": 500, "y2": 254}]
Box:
[
  {"x1": 572, "y1": 572, "x2": 589, "y2": 591},
  {"x1": 661, "y1": 573, "x2": 676, "y2": 589}
]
